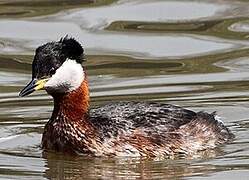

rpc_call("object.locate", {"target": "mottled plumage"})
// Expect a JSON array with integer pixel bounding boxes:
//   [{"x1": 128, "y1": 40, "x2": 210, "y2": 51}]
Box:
[
  {"x1": 43, "y1": 101, "x2": 233, "y2": 157},
  {"x1": 20, "y1": 37, "x2": 234, "y2": 158}
]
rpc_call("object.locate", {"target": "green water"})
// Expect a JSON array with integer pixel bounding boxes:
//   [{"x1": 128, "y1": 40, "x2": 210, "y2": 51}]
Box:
[{"x1": 1, "y1": 0, "x2": 249, "y2": 179}]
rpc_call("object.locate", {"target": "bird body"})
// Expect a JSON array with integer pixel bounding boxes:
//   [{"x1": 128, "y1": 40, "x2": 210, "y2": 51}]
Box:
[{"x1": 19, "y1": 37, "x2": 234, "y2": 157}]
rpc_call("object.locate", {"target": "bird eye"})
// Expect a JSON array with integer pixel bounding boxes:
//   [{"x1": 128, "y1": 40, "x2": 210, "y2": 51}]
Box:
[{"x1": 49, "y1": 68, "x2": 56, "y2": 76}]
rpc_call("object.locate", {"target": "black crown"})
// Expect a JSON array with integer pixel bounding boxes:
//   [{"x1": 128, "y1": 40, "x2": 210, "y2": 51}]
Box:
[{"x1": 60, "y1": 35, "x2": 85, "y2": 63}]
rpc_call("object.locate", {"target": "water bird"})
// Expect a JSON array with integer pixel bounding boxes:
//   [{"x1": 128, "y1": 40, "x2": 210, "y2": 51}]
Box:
[{"x1": 19, "y1": 37, "x2": 234, "y2": 157}]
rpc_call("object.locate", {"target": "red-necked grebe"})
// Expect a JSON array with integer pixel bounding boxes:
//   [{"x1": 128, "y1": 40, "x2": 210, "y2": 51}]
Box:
[{"x1": 19, "y1": 37, "x2": 234, "y2": 157}]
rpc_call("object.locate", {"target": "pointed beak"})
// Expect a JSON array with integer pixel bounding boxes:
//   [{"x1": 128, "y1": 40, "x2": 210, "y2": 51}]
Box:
[{"x1": 19, "y1": 78, "x2": 49, "y2": 97}]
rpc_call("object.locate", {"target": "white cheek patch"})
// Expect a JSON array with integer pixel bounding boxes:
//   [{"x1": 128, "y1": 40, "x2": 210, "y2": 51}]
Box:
[{"x1": 44, "y1": 59, "x2": 84, "y2": 94}]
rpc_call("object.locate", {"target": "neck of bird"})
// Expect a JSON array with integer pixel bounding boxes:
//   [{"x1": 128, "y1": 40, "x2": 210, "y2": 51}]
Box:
[
  {"x1": 44, "y1": 77, "x2": 99, "y2": 153},
  {"x1": 51, "y1": 78, "x2": 90, "y2": 122}
]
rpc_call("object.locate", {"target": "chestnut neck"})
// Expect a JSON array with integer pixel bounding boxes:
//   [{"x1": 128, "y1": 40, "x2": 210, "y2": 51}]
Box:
[{"x1": 51, "y1": 78, "x2": 90, "y2": 122}]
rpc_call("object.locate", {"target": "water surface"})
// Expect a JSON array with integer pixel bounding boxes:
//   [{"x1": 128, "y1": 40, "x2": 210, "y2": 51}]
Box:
[{"x1": 1, "y1": 0, "x2": 249, "y2": 179}]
